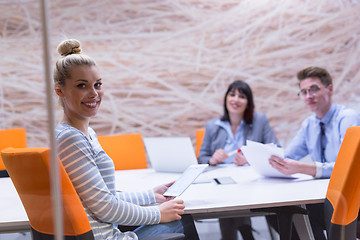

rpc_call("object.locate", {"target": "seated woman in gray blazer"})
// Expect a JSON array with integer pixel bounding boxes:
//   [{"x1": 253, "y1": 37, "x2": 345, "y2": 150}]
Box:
[{"x1": 198, "y1": 80, "x2": 279, "y2": 240}]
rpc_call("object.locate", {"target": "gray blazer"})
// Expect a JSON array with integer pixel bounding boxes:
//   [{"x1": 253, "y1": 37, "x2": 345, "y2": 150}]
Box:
[{"x1": 198, "y1": 112, "x2": 279, "y2": 164}]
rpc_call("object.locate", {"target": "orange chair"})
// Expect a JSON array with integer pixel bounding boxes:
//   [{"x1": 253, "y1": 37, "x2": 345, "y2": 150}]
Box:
[
  {"x1": 324, "y1": 126, "x2": 360, "y2": 239},
  {"x1": 0, "y1": 128, "x2": 27, "y2": 177},
  {"x1": 1, "y1": 147, "x2": 94, "y2": 240},
  {"x1": 2, "y1": 148, "x2": 185, "y2": 240},
  {"x1": 195, "y1": 129, "x2": 205, "y2": 158},
  {"x1": 98, "y1": 133, "x2": 147, "y2": 170}
]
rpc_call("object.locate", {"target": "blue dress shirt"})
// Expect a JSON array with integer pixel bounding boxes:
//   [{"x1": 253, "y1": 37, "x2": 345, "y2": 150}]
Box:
[
  {"x1": 198, "y1": 112, "x2": 279, "y2": 164},
  {"x1": 216, "y1": 119, "x2": 244, "y2": 164},
  {"x1": 285, "y1": 104, "x2": 360, "y2": 178}
]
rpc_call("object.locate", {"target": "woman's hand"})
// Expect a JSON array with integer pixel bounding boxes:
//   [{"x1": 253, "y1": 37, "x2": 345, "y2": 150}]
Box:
[
  {"x1": 158, "y1": 199, "x2": 185, "y2": 223},
  {"x1": 209, "y1": 149, "x2": 228, "y2": 165},
  {"x1": 233, "y1": 152, "x2": 248, "y2": 166},
  {"x1": 153, "y1": 182, "x2": 175, "y2": 203}
]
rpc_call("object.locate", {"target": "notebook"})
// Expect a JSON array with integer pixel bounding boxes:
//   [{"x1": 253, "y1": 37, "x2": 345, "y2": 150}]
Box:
[
  {"x1": 164, "y1": 164, "x2": 209, "y2": 197},
  {"x1": 143, "y1": 137, "x2": 198, "y2": 173}
]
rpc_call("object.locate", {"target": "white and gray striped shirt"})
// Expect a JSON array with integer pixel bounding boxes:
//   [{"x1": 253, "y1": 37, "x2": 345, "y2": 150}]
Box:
[{"x1": 56, "y1": 123, "x2": 160, "y2": 240}]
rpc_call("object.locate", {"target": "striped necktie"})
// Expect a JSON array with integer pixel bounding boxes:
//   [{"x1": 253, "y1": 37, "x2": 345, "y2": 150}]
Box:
[{"x1": 319, "y1": 122, "x2": 326, "y2": 163}]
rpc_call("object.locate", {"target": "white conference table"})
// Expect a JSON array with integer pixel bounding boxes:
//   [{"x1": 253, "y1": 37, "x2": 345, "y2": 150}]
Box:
[
  {"x1": 0, "y1": 165, "x2": 329, "y2": 239},
  {"x1": 0, "y1": 177, "x2": 29, "y2": 233},
  {"x1": 116, "y1": 165, "x2": 329, "y2": 239},
  {"x1": 116, "y1": 165, "x2": 328, "y2": 213}
]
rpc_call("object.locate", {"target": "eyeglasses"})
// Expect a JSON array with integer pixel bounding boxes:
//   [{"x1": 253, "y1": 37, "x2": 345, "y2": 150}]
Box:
[{"x1": 298, "y1": 85, "x2": 321, "y2": 98}]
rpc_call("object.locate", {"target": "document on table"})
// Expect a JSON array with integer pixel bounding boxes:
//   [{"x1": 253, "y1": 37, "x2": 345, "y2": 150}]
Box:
[{"x1": 241, "y1": 140, "x2": 295, "y2": 178}]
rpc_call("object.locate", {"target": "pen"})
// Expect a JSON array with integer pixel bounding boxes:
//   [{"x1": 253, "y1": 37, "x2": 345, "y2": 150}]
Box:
[{"x1": 227, "y1": 148, "x2": 241, "y2": 157}]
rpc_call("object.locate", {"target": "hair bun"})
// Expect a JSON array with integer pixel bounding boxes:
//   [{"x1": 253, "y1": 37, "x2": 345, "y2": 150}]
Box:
[{"x1": 57, "y1": 39, "x2": 81, "y2": 57}]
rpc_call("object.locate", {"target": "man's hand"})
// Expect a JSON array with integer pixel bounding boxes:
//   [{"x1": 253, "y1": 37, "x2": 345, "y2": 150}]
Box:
[
  {"x1": 268, "y1": 155, "x2": 300, "y2": 175},
  {"x1": 268, "y1": 155, "x2": 317, "y2": 177}
]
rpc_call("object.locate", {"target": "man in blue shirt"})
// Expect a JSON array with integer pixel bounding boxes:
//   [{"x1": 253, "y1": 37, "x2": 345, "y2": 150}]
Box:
[{"x1": 268, "y1": 66, "x2": 360, "y2": 239}]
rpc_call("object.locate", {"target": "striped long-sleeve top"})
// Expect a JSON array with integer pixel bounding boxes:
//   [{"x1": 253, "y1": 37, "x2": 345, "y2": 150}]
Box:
[{"x1": 55, "y1": 123, "x2": 161, "y2": 240}]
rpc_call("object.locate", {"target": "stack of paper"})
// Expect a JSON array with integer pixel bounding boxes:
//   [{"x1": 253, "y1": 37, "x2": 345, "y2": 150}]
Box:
[{"x1": 241, "y1": 140, "x2": 294, "y2": 178}]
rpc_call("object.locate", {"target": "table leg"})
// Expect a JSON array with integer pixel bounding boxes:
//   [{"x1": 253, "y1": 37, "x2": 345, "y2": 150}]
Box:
[{"x1": 293, "y1": 211, "x2": 315, "y2": 240}]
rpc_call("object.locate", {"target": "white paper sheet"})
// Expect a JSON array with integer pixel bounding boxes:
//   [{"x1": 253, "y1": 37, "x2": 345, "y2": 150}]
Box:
[{"x1": 241, "y1": 140, "x2": 295, "y2": 178}]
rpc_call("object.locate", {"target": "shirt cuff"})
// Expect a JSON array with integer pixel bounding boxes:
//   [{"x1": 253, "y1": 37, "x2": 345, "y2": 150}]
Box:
[{"x1": 314, "y1": 162, "x2": 323, "y2": 178}]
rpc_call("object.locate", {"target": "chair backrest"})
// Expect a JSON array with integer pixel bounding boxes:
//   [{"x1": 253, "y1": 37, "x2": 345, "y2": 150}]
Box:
[
  {"x1": 0, "y1": 128, "x2": 27, "y2": 171},
  {"x1": 1, "y1": 147, "x2": 94, "y2": 240},
  {"x1": 324, "y1": 126, "x2": 360, "y2": 240},
  {"x1": 195, "y1": 129, "x2": 205, "y2": 158},
  {"x1": 98, "y1": 133, "x2": 147, "y2": 170}
]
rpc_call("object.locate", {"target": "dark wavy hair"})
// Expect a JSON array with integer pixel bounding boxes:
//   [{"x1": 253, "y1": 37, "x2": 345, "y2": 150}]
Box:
[{"x1": 221, "y1": 80, "x2": 255, "y2": 124}]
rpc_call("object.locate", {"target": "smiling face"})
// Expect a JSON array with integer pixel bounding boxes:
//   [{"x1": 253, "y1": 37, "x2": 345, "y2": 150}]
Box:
[
  {"x1": 225, "y1": 89, "x2": 248, "y2": 118},
  {"x1": 55, "y1": 65, "x2": 103, "y2": 124},
  {"x1": 299, "y1": 77, "x2": 332, "y2": 119}
]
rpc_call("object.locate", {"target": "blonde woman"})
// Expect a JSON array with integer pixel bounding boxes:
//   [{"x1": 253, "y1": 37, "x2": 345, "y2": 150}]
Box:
[{"x1": 54, "y1": 39, "x2": 198, "y2": 240}]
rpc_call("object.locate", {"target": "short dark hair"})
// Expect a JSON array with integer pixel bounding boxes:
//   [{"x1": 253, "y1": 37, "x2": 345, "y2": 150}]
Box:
[
  {"x1": 221, "y1": 80, "x2": 254, "y2": 124},
  {"x1": 297, "y1": 66, "x2": 332, "y2": 87}
]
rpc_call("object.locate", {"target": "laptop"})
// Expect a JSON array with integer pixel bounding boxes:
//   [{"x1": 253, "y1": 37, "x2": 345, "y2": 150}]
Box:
[{"x1": 143, "y1": 137, "x2": 198, "y2": 173}]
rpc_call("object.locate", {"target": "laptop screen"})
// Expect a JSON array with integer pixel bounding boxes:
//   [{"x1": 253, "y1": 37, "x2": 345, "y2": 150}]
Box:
[{"x1": 143, "y1": 137, "x2": 198, "y2": 173}]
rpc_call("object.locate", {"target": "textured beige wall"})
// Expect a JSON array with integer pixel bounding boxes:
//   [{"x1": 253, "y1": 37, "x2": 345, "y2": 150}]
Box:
[{"x1": 1, "y1": 0, "x2": 359, "y2": 148}]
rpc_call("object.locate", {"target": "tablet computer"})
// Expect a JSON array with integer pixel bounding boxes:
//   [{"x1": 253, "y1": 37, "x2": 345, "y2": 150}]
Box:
[{"x1": 163, "y1": 164, "x2": 208, "y2": 197}]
